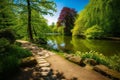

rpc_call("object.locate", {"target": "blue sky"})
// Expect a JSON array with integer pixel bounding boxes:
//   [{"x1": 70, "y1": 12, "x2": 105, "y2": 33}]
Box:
[{"x1": 44, "y1": 0, "x2": 89, "y2": 25}]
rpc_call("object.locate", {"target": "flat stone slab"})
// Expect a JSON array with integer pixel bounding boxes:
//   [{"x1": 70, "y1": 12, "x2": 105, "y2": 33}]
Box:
[
  {"x1": 37, "y1": 58, "x2": 46, "y2": 61},
  {"x1": 36, "y1": 56, "x2": 46, "y2": 59},
  {"x1": 41, "y1": 67, "x2": 51, "y2": 72},
  {"x1": 40, "y1": 72, "x2": 49, "y2": 77},
  {"x1": 93, "y1": 65, "x2": 120, "y2": 79},
  {"x1": 39, "y1": 63, "x2": 50, "y2": 67},
  {"x1": 38, "y1": 60, "x2": 47, "y2": 64}
]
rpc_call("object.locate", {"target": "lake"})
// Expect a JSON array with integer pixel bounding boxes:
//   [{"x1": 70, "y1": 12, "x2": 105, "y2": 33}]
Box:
[{"x1": 46, "y1": 35, "x2": 120, "y2": 56}]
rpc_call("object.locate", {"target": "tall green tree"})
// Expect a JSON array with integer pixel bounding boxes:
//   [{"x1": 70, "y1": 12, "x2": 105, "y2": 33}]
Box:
[
  {"x1": 13, "y1": 10, "x2": 49, "y2": 39},
  {"x1": 0, "y1": 0, "x2": 16, "y2": 29},
  {"x1": 13, "y1": 0, "x2": 56, "y2": 41},
  {"x1": 72, "y1": 0, "x2": 120, "y2": 38}
]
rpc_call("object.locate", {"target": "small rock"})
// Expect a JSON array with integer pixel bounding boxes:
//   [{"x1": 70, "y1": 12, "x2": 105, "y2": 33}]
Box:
[
  {"x1": 85, "y1": 64, "x2": 93, "y2": 70},
  {"x1": 39, "y1": 63, "x2": 50, "y2": 67},
  {"x1": 93, "y1": 65, "x2": 120, "y2": 80},
  {"x1": 38, "y1": 60, "x2": 47, "y2": 64},
  {"x1": 37, "y1": 52, "x2": 44, "y2": 56},
  {"x1": 41, "y1": 67, "x2": 51, "y2": 72},
  {"x1": 36, "y1": 56, "x2": 46, "y2": 59},
  {"x1": 84, "y1": 58, "x2": 97, "y2": 66},
  {"x1": 21, "y1": 57, "x2": 37, "y2": 67},
  {"x1": 65, "y1": 54, "x2": 74, "y2": 59},
  {"x1": 45, "y1": 53, "x2": 49, "y2": 57},
  {"x1": 68, "y1": 56, "x2": 82, "y2": 64},
  {"x1": 37, "y1": 58, "x2": 46, "y2": 61},
  {"x1": 41, "y1": 72, "x2": 49, "y2": 77},
  {"x1": 52, "y1": 74, "x2": 57, "y2": 79}
]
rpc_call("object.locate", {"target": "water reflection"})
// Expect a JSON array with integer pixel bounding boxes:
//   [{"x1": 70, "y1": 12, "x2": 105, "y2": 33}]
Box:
[{"x1": 46, "y1": 35, "x2": 120, "y2": 56}]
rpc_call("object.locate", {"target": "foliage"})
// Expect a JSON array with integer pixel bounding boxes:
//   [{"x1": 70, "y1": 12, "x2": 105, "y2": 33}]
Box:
[
  {"x1": 72, "y1": 10, "x2": 86, "y2": 36},
  {"x1": 57, "y1": 7, "x2": 77, "y2": 35},
  {"x1": 0, "y1": 28, "x2": 16, "y2": 43},
  {"x1": 74, "y1": 51, "x2": 120, "y2": 71},
  {"x1": 13, "y1": 10, "x2": 51, "y2": 39},
  {"x1": 57, "y1": 26, "x2": 64, "y2": 34},
  {"x1": 84, "y1": 25, "x2": 104, "y2": 39},
  {"x1": 0, "y1": 38, "x2": 10, "y2": 54},
  {"x1": 52, "y1": 25, "x2": 64, "y2": 34},
  {"x1": 0, "y1": 45, "x2": 32, "y2": 79},
  {"x1": 52, "y1": 25, "x2": 58, "y2": 33},
  {"x1": 7, "y1": 45, "x2": 32, "y2": 59},
  {"x1": 0, "y1": 55, "x2": 19, "y2": 73},
  {"x1": 0, "y1": 0, "x2": 16, "y2": 29},
  {"x1": 0, "y1": 38, "x2": 32, "y2": 79},
  {"x1": 74, "y1": 51, "x2": 109, "y2": 65},
  {"x1": 12, "y1": 0, "x2": 56, "y2": 41},
  {"x1": 72, "y1": 0, "x2": 120, "y2": 38},
  {"x1": 109, "y1": 55, "x2": 120, "y2": 71}
]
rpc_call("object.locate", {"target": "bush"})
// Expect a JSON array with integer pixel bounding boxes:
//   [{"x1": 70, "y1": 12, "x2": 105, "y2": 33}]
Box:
[
  {"x1": 84, "y1": 25, "x2": 104, "y2": 39},
  {"x1": 1, "y1": 55, "x2": 20, "y2": 73},
  {"x1": 0, "y1": 38, "x2": 10, "y2": 54},
  {"x1": 7, "y1": 45, "x2": 32, "y2": 59},
  {"x1": 74, "y1": 51, "x2": 120, "y2": 72},
  {"x1": 74, "y1": 51, "x2": 109, "y2": 66},
  {"x1": 0, "y1": 28, "x2": 16, "y2": 43},
  {"x1": 109, "y1": 55, "x2": 120, "y2": 71},
  {"x1": 0, "y1": 44, "x2": 32, "y2": 79}
]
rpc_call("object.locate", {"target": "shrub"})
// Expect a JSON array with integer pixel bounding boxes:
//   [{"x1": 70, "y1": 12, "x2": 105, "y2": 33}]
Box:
[
  {"x1": 74, "y1": 51, "x2": 120, "y2": 71},
  {"x1": 0, "y1": 38, "x2": 10, "y2": 54},
  {"x1": 0, "y1": 28, "x2": 16, "y2": 43},
  {"x1": 7, "y1": 45, "x2": 32, "y2": 59},
  {"x1": 0, "y1": 44, "x2": 32, "y2": 79},
  {"x1": 84, "y1": 25, "x2": 104, "y2": 39},
  {"x1": 74, "y1": 51, "x2": 109, "y2": 66},
  {"x1": 109, "y1": 55, "x2": 120, "y2": 71},
  {"x1": 1, "y1": 55, "x2": 20, "y2": 73}
]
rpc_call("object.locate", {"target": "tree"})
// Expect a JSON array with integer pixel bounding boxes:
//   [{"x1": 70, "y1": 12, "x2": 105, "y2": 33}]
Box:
[
  {"x1": 0, "y1": 0, "x2": 16, "y2": 29},
  {"x1": 72, "y1": 0, "x2": 120, "y2": 38},
  {"x1": 13, "y1": 10, "x2": 49, "y2": 39},
  {"x1": 57, "y1": 7, "x2": 77, "y2": 35},
  {"x1": 13, "y1": 0, "x2": 56, "y2": 41}
]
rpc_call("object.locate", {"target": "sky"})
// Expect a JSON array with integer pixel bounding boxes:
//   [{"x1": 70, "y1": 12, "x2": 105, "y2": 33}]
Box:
[{"x1": 44, "y1": 0, "x2": 89, "y2": 25}]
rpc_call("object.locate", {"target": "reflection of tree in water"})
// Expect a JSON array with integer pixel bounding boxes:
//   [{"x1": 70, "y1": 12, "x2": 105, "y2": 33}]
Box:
[
  {"x1": 82, "y1": 40, "x2": 120, "y2": 56},
  {"x1": 53, "y1": 36, "x2": 73, "y2": 53},
  {"x1": 47, "y1": 35, "x2": 120, "y2": 56},
  {"x1": 71, "y1": 37, "x2": 90, "y2": 52},
  {"x1": 62, "y1": 36, "x2": 73, "y2": 53},
  {"x1": 47, "y1": 36, "x2": 73, "y2": 53}
]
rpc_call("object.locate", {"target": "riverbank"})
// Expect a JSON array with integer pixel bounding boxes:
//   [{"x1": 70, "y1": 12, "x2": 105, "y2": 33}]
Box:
[
  {"x1": 46, "y1": 35, "x2": 120, "y2": 56},
  {"x1": 12, "y1": 40, "x2": 113, "y2": 80}
]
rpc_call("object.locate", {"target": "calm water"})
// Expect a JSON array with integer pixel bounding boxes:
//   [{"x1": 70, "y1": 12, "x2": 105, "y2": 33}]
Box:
[{"x1": 46, "y1": 35, "x2": 120, "y2": 56}]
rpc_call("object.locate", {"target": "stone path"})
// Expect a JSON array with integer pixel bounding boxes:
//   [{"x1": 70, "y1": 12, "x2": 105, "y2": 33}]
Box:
[
  {"x1": 16, "y1": 40, "x2": 111, "y2": 80},
  {"x1": 16, "y1": 40, "x2": 67, "y2": 80}
]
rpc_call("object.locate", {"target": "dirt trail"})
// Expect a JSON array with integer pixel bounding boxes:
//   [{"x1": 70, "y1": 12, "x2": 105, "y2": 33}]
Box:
[
  {"x1": 46, "y1": 54, "x2": 110, "y2": 80},
  {"x1": 16, "y1": 40, "x2": 110, "y2": 80}
]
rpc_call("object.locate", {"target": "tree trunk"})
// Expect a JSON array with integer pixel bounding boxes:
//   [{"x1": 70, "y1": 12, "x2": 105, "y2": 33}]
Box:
[{"x1": 27, "y1": 0, "x2": 33, "y2": 41}]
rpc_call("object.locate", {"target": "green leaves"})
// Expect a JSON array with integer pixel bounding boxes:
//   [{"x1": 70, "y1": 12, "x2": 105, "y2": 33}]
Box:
[
  {"x1": 84, "y1": 25, "x2": 104, "y2": 39},
  {"x1": 72, "y1": 0, "x2": 120, "y2": 38}
]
